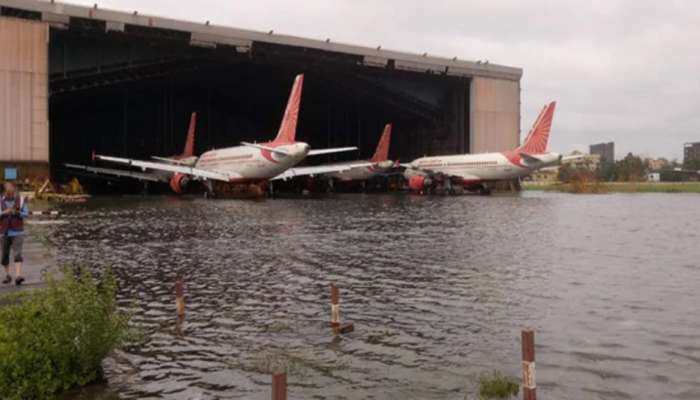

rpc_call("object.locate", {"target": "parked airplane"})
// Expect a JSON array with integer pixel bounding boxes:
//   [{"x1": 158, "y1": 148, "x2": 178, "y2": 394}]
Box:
[
  {"x1": 65, "y1": 111, "x2": 199, "y2": 187},
  {"x1": 272, "y1": 123, "x2": 394, "y2": 182},
  {"x1": 403, "y1": 101, "x2": 570, "y2": 194},
  {"x1": 67, "y1": 74, "x2": 357, "y2": 195}
]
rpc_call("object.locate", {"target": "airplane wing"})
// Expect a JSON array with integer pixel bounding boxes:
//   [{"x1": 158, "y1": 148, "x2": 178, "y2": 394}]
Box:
[
  {"x1": 151, "y1": 156, "x2": 197, "y2": 166},
  {"x1": 271, "y1": 162, "x2": 373, "y2": 181},
  {"x1": 95, "y1": 154, "x2": 233, "y2": 181},
  {"x1": 520, "y1": 153, "x2": 545, "y2": 164},
  {"x1": 64, "y1": 163, "x2": 167, "y2": 182},
  {"x1": 561, "y1": 154, "x2": 585, "y2": 162},
  {"x1": 308, "y1": 147, "x2": 357, "y2": 156}
]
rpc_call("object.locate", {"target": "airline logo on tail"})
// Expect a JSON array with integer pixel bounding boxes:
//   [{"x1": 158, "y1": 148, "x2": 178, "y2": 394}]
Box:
[
  {"x1": 504, "y1": 101, "x2": 557, "y2": 167},
  {"x1": 272, "y1": 74, "x2": 304, "y2": 145},
  {"x1": 371, "y1": 124, "x2": 392, "y2": 163},
  {"x1": 177, "y1": 112, "x2": 197, "y2": 159},
  {"x1": 516, "y1": 101, "x2": 556, "y2": 155}
]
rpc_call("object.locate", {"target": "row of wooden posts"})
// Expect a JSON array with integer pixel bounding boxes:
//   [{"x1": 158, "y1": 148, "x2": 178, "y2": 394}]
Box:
[{"x1": 174, "y1": 278, "x2": 536, "y2": 400}]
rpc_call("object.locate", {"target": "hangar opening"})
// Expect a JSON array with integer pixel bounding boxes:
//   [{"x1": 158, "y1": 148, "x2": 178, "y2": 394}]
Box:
[{"x1": 0, "y1": 0, "x2": 522, "y2": 192}]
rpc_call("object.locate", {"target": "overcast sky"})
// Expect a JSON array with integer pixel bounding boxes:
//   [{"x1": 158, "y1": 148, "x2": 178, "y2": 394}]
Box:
[{"x1": 71, "y1": 0, "x2": 700, "y2": 160}]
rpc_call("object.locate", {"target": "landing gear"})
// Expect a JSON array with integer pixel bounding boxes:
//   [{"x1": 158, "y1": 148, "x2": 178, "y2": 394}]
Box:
[
  {"x1": 204, "y1": 180, "x2": 214, "y2": 199},
  {"x1": 478, "y1": 184, "x2": 492, "y2": 196}
]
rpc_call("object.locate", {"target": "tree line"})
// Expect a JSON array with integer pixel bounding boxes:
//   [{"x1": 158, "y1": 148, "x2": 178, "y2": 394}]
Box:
[{"x1": 558, "y1": 153, "x2": 699, "y2": 183}]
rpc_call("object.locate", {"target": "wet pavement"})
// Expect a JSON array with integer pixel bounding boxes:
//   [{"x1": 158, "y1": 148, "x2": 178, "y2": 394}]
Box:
[
  {"x1": 40, "y1": 192, "x2": 700, "y2": 399},
  {"x1": 0, "y1": 220, "x2": 60, "y2": 295}
]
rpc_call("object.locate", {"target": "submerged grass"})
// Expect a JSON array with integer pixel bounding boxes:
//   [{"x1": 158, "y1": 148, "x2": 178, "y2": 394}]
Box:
[
  {"x1": 265, "y1": 320, "x2": 292, "y2": 333},
  {"x1": 252, "y1": 348, "x2": 351, "y2": 379},
  {"x1": 471, "y1": 371, "x2": 519, "y2": 399}
]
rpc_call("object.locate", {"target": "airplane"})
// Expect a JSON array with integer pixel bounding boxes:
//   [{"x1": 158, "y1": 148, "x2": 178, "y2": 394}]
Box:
[
  {"x1": 65, "y1": 111, "x2": 199, "y2": 189},
  {"x1": 403, "y1": 101, "x2": 572, "y2": 194},
  {"x1": 272, "y1": 123, "x2": 395, "y2": 182},
  {"x1": 67, "y1": 74, "x2": 358, "y2": 196}
]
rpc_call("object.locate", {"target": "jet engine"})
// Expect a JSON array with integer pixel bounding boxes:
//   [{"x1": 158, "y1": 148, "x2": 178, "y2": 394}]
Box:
[
  {"x1": 408, "y1": 175, "x2": 428, "y2": 192},
  {"x1": 169, "y1": 173, "x2": 190, "y2": 194}
]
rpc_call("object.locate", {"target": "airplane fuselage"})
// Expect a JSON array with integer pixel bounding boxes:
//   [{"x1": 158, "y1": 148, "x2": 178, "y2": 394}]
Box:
[
  {"x1": 195, "y1": 142, "x2": 310, "y2": 182},
  {"x1": 405, "y1": 151, "x2": 561, "y2": 183}
]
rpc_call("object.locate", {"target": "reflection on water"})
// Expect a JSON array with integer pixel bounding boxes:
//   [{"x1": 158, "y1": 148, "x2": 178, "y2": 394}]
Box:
[{"x1": 49, "y1": 192, "x2": 700, "y2": 400}]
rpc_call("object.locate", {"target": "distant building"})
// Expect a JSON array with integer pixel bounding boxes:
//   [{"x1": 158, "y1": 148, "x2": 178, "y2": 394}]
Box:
[
  {"x1": 565, "y1": 152, "x2": 600, "y2": 171},
  {"x1": 528, "y1": 153, "x2": 600, "y2": 183},
  {"x1": 647, "y1": 172, "x2": 661, "y2": 182},
  {"x1": 684, "y1": 142, "x2": 700, "y2": 165},
  {"x1": 647, "y1": 158, "x2": 669, "y2": 171},
  {"x1": 590, "y1": 142, "x2": 615, "y2": 164}
]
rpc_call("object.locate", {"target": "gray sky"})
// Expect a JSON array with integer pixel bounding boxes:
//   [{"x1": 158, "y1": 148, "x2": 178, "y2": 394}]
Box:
[{"x1": 71, "y1": 0, "x2": 700, "y2": 160}]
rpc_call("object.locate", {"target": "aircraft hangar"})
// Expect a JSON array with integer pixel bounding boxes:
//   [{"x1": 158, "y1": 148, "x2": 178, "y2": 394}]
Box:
[{"x1": 0, "y1": 0, "x2": 523, "y2": 187}]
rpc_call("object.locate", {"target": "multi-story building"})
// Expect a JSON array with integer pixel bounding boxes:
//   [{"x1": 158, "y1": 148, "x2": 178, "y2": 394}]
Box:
[
  {"x1": 684, "y1": 142, "x2": 700, "y2": 166},
  {"x1": 590, "y1": 142, "x2": 615, "y2": 164}
]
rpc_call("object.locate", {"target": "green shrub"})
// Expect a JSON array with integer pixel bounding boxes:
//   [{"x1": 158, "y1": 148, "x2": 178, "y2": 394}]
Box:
[
  {"x1": 0, "y1": 267, "x2": 131, "y2": 400},
  {"x1": 478, "y1": 371, "x2": 519, "y2": 399}
]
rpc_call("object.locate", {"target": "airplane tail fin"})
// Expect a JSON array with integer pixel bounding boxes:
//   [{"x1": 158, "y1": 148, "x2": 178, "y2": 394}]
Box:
[
  {"x1": 181, "y1": 112, "x2": 197, "y2": 158},
  {"x1": 272, "y1": 74, "x2": 304, "y2": 145},
  {"x1": 517, "y1": 101, "x2": 556, "y2": 154},
  {"x1": 370, "y1": 124, "x2": 392, "y2": 163}
]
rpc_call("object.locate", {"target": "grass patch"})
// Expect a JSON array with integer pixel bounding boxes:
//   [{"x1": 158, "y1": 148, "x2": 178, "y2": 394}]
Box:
[
  {"x1": 523, "y1": 181, "x2": 700, "y2": 193},
  {"x1": 0, "y1": 267, "x2": 132, "y2": 400},
  {"x1": 469, "y1": 371, "x2": 519, "y2": 399}
]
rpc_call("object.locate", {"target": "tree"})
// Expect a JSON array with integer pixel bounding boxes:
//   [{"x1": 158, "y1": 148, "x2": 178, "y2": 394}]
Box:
[
  {"x1": 597, "y1": 161, "x2": 616, "y2": 181},
  {"x1": 615, "y1": 153, "x2": 647, "y2": 181}
]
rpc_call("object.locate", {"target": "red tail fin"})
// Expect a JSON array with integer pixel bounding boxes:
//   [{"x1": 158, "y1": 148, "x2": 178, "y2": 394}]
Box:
[
  {"x1": 181, "y1": 112, "x2": 197, "y2": 157},
  {"x1": 272, "y1": 74, "x2": 304, "y2": 144},
  {"x1": 517, "y1": 101, "x2": 556, "y2": 154},
  {"x1": 370, "y1": 124, "x2": 392, "y2": 162}
]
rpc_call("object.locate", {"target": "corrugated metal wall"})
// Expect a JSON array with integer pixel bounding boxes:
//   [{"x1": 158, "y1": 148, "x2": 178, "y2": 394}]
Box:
[
  {"x1": 469, "y1": 77, "x2": 520, "y2": 153},
  {"x1": 0, "y1": 17, "x2": 49, "y2": 162}
]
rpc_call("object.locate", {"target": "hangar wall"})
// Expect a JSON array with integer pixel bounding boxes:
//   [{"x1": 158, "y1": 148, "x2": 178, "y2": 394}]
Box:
[
  {"x1": 469, "y1": 77, "x2": 520, "y2": 153},
  {"x1": 0, "y1": 16, "x2": 49, "y2": 180}
]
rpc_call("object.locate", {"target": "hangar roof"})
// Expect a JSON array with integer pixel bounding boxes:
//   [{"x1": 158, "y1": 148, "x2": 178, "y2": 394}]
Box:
[{"x1": 0, "y1": 0, "x2": 523, "y2": 82}]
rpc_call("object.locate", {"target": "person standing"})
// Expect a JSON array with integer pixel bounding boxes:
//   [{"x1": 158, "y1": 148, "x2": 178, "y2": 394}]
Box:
[{"x1": 1, "y1": 182, "x2": 28, "y2": 285}]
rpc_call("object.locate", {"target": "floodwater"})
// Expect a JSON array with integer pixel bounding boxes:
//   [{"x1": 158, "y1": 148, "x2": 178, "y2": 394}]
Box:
[{"x1": 46, "y1": 192, "x2": 700, "y2": 399}]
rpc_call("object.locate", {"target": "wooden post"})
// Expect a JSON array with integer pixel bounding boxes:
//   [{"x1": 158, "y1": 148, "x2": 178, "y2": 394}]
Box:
[
  {"x1": 175, "y1": 278, "x2": 185, "y2": 319},
  {"x1": 272, "y1": 372, "x2": 287, "y2": 400},
  {"x1": 330, "y1": 284, "x2": 340, "y2": 328},
  {"x1": 521, "y1": 329, "x2": 536, "y2": 400}
]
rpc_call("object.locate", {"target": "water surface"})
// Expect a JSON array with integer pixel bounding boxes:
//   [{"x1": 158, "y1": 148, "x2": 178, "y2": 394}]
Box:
[{"x1": 50, "y1": 192, "x2": 700, "y2": 399}]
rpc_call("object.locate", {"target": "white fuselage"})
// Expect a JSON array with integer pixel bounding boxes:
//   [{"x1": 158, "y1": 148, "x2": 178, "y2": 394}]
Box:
[
  {"x1": 405, "y1": 152, "x2": 561, "y2": 182},
  {"x1": 329, "y1": 160, "x2": 394, "y2": 181},
  {"x1": 195, "y1": 142, "x2": 310, "y2": 181}
]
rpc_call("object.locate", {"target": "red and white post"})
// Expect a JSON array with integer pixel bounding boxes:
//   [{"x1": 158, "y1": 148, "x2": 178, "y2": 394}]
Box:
[
  {"x1": 330, "y1": 283, "x2": 340, "y2": 328},
  {"x1": 521, "y1": 329, "x2": 536, "y2": 400},
  {"x1": 272, "y1": 372, "x2": 287, "y2": 400},
  {"x1": 175, "y1": 278, "x2": 185, "y2": 320}
]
